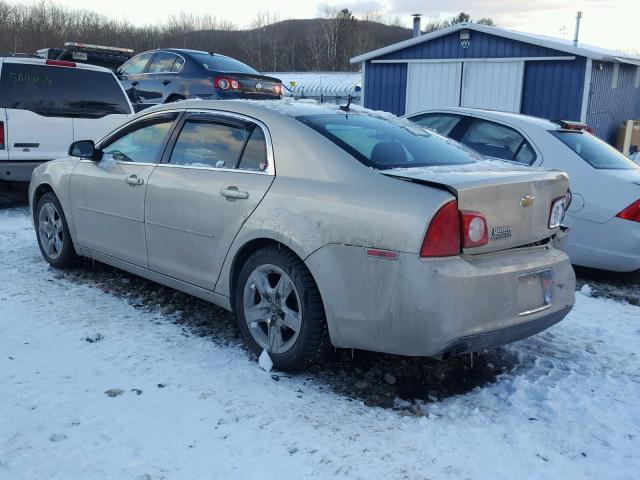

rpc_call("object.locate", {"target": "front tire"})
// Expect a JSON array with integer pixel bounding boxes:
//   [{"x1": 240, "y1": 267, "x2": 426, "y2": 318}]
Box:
[
  {"x1": 35, "y1": 192, "x2": 77, "y2": 268},
  {"x1": 235, "y1": 246, "x2": 329, "y2": 371}
]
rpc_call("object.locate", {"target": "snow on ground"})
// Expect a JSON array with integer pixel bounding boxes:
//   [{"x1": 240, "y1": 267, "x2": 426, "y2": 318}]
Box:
[{"x1": 1, "y1": 208, "x2": 639, "y2": 480}]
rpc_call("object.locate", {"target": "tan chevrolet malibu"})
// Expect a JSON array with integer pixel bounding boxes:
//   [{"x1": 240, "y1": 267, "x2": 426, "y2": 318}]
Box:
[{"x1": 29, "y1": 99, "x2": 576, "y2": 370}]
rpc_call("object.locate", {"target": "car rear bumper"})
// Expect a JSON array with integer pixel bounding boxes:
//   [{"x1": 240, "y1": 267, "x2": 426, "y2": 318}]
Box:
[
  {"x1": 0, "y1": 161, "x2": 46, "y2": 182},
  {"x1": 305, "y1": 243, "x2": 575, "y2": 356},
  {"x1": 437, "y1": 305, "x2": 571, "y2": 356}
]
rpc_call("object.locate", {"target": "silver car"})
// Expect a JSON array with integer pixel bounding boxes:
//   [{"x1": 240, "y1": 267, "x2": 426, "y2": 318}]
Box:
[
  {"x1": 404, "y1": 108, "x2": 640, "y2": 272},
  {"x1": 29, "y1": 100, "x2": 576, "y2": 370}
]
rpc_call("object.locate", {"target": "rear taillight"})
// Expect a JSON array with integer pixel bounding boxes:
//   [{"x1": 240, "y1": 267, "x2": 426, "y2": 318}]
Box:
[
  {"x1": 0, "y1": 121, "x2": 4, "y2": 150},
  {"x1": 421, "y1": 201, "x2": 491, "y2": 257},
  {"x1": 46, "y1": 59, "x2": 76, "y2": 67},
  {"x1": 460, "y1": 211, "x2": 488, "y2": 248},
  {"x1": 420, "y1": 200, "x2": 460, "y2": 257},
  {"x1": 273, "y1": 84, "x2": 283, "y2": 95},
  {"x1": 616, "y1": 199, "x2": 640, "y2": 223},
  {"x1": 549, "y1": 196, "x2": 567, "y2": 228},
  {"x1": 214, "y1": 77, "x2": 240, "y2": 91}
]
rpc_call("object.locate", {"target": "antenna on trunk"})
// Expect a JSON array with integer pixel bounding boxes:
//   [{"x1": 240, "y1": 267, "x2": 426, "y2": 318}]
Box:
[{"x1": 340, "y1": 95, "x2": 353, "y2": 112}]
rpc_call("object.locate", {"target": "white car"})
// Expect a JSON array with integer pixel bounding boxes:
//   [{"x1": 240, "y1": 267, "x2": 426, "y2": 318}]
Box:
[
  {"x1": 405, "y1": 108, "x2": 640, "y2": 272},
  {"x1": 0, "y1": 57, "x2": 133, "y2": 182}
]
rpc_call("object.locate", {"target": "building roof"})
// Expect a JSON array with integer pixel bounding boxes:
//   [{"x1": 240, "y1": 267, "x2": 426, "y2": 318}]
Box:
[
  {"x1": 350, "y1": 22, "x2": 640, "y2": 65},
  {"x1": 266, "y1": 71, "x2": 361, "y2": 98}
]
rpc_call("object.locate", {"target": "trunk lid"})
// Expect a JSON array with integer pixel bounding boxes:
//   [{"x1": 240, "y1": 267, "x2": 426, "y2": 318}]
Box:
[
  {"x1": 385, "y1": 166, "x2": 569, "y2": 254},
  {"x1": 229, "y1": 73, "x2": 282, "y2": 99}
]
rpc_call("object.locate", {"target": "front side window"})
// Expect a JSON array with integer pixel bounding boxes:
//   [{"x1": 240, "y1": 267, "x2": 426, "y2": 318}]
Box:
[
  {"x1": 101, "y1": 114, "x2": 177, "y2": 164},
  {"x1": 0, "y1": 63, "x2": 131, "y2": 117},
  {"x1": 147, "y1": 53, "x2": 178, "y2": 73},
  {"x1": 459, "y1": 119, "x2": 536, "y2": 164},
  {"x1": 409, "y1": 113, "x2": 462, "y2": 136},
  {"x1": 169, "y1": 120, "x2": 251, "y2": 168},
  {"x1": 297, "y1": 114, "x2": 478, "y2": 170},
  {"x1": 119, "y1": 53, "x2": 153, "y2": 75},
  {"x1": 551, "y1": 130, "x2": 639, "y2": 170}
]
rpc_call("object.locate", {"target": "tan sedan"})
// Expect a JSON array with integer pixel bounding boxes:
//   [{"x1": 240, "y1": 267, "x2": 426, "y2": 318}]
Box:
[{"x1": 29, "y1": 100, "x2": 575, "y2": 370}]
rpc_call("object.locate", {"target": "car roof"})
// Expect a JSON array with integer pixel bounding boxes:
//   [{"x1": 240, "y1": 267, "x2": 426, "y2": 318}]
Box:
[
  {"x1": 138, "y1": 98, "x2": 402, "y2": 123},
  {"x1": 0, "y1": 56, "x2": 115, "y2": 74},
  {"x1": 150, "y1": 48, "x2": 240, "y2": 62},
  {"x1": 406, "y1": 107, "x2": 560, "y2": 131}
]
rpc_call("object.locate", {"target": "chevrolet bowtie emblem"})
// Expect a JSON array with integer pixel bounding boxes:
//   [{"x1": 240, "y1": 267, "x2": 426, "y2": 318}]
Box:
[{"x1": 520, "y1": 195, "x2": 535, "y2": 207}]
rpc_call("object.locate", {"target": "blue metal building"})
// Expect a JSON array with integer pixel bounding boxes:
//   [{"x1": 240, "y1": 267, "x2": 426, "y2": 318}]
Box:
[{"x1": 350, "y1": 22, "x2": 640, "y2": 144}]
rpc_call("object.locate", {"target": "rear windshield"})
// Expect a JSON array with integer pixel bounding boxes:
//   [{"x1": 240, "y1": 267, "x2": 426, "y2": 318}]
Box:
[
  {"x1": 551, "y1": 130, "x2": 638, "y2": 170},
  {"x1": 190, "y1": 53, "x2": 259, "y2": 75},
  {"x1": 297, "y1": 113, "x2": 479, "y2": 170},
  {"x1": 0, "y1": 63, "x2": 130, "y2": 118}
]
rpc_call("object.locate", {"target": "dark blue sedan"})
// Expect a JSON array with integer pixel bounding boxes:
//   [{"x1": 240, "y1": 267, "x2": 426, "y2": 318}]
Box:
[{"x1": 116, "y1": 48, "x2": 283, "y2": 111}]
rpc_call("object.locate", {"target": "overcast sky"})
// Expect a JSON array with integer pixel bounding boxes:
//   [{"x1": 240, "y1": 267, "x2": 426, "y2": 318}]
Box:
[{"x1": 32, "y1": 0, "x2": 640, "y2": 51}]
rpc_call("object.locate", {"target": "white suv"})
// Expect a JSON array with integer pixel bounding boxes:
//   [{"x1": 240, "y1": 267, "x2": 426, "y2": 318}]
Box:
[{"x1": 0, "y1": 57, "x2": 133, "y2": 182}]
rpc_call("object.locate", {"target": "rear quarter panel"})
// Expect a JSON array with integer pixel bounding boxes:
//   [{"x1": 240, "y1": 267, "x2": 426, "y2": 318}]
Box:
[{"x1": 214, "y1": 114, "x2": 454, "y2": 297}]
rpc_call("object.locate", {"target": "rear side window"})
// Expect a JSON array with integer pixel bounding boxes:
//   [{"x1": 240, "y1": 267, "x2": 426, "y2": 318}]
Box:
[
  {"x1": 297, "y1": 114, "x2": 478, "y2": 170},
  {"x1": 147, "y1": 53, "x2": 178, "y2": 73},
  {"x1": 169, "y1": 120, "x2": 250, "y2": 168},
  {"x1": 119, "y1": 53, "x2": 153, "y2": 75},
  {"x1": 459, "y1": 119, "x2": 536, "y2": 164},
  {"x1": 551, "y1": 130, "x2": 639, "y2": 170},
  {"x1": 0, "y1": 63, "x2": 131, "y2": 118},
  {"x1": 190, "y1": 53, "x2": 259, "y2": 74},
  {"x1": 238, "y1": 128, "x2": 268, "y2": 171},
  {"x1": 171, "y1": 56, "x2": 185, "y2": 73},
  {"x1": 409, "y1": 113, "x2": 462, "y2": 136}
]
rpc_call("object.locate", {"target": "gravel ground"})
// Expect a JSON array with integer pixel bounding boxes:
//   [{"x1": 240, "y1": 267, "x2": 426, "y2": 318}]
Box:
[
  {"x1": 575, "y1": 266, "x2": 640, "y2": 306},
  {"x1": 52, "y1": 257, "x2": 519, "y2": 411},
  {"x1": 0, "y1": 181, "x2": 28, "y2": 208},
  {"x1": 2, "y1": 185, "x2": 637, "y2": 413}
]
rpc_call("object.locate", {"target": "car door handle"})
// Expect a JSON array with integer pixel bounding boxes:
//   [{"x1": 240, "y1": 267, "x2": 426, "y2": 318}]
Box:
[
  {"x1": 162, "y1": 80, "x2": 171, "y2": 86},
  {"x1": 220, "y1": 186, "x2": 249, "y2": 200},
  {"x1": 125, "y1": 175, "x2": 144, "y2": 186},
  {"x1": 131, "y1": 81, "x2": 139, "y2": 86}
]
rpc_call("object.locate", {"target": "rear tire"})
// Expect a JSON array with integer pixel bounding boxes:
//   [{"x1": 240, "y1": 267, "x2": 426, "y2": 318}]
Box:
[
  {"x1": 234, "y1": 246, "x2": 329, "y2": 371},
  {"x1": 35, "y1": 192, "x2": 77, "y2": 268}
]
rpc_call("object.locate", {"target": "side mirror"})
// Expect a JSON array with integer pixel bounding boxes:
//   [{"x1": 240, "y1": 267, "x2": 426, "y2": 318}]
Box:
[{"x1": 69, "y1": 140, "x2": 98, "y2": 159}]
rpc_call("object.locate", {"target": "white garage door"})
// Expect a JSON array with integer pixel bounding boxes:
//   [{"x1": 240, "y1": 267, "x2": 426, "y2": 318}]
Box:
[
  {"x1": 461, "y1": 61, "x2": 524, "y2": 113},
  {"x1": 405, "y1": 62, "x2": 462, "y2": 115}
]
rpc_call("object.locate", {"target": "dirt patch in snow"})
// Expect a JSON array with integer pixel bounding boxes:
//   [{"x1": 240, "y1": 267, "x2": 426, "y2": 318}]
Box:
[
  {"x1": 574, "y1": 266, "x2": 640, "y2": 306},
  {"x1": 57, "y1": 259, "x2": 518, "y2": 411},
  {"x1": 0, "y1": 181, "x2": 28, "y2": 208}
]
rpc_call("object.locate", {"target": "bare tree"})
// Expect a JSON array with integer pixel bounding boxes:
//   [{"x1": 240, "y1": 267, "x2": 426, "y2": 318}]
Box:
[{"x1": 0, "y1": 1, "x2": 494, "y2": 72}]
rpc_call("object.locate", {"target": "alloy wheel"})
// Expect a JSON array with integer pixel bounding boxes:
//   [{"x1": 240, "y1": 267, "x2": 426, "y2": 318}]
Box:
[
  {"x1": 38, "y1": 202, "x2": 64, "y2": 260},
  {"x1": 242, "y1": 264, "x2": 302, "y2": 354}
]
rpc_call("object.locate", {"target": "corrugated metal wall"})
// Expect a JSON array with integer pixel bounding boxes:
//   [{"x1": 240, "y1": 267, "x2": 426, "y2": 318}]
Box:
[
  {"x1": 520, "y1": 58, "x2": 586, "y2": 121},
  {"x1": 363, "y1": 30, "x2": 586, "y2": 120},
  {"x1": 461, "y1": 61, "x2": 524, "y2": 112},
  {"x1": 587, "y1": 62, "x2": 640, "y2": 144},
  {"x1": 364, "y1": 62, "x2": 407, "y2": 115},
  {"x1": 405, "y1": 62, "x2": 461, "y2": 114}
]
